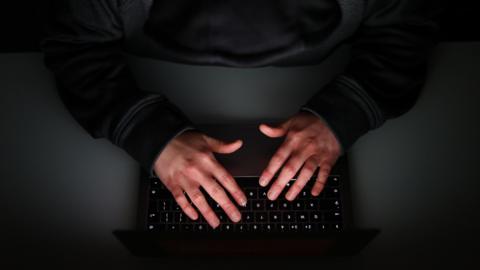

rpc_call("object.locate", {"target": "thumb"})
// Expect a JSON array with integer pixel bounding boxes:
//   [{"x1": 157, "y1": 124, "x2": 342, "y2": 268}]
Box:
[
  {"x1": 203, "y1": 135, "x2": 243, "y2": 154},
  {"x1": 259, "y1": 121, "x2": 289, "y2": 138}
]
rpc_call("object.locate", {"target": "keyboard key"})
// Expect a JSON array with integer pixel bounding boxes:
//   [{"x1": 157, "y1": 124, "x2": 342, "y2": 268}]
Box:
[
  {"x1": 324, "y1": 187, "x2": 340, "y2": 198},
  {"x1": 263, "y1": 224, "x2": 274, "y2": 232},
  {"x1": 259, "y1": 190, "x2": 268, "y2": 199},
  {"x1": 255, "y1": 212, "x2": 268, "y2": 222},
  {"x1": 299, "y1": 190, "x2": 309, "y2": 198},
  {"x1": 181, "y1": 224, "x2": 193, "y2": 232},
  {"x1": 235, "y1": 224, "x2": 247, "y2": 232},
  {"x1": 159, "y1": 200, "x2": 171, "y2": 211},
  {"x1": 173, "y1": 212, "x2": 186, "y2": 223},
  {"x1": 310, "y1": 212, "x2": 322, "y2": 222},
  {"x1": 269, "y1": 212, "x2": 281, "y2": 222},
  {"x1": 318, "y1": 223, "x2": 329, "y2": 231},
  {"x1": 148, "y1": 212, "x2": 160, "y2": 223},
  {"x1": 278, "y1": 224, "x2": 290, "y2": 232},
  {"x1": 296, "y1": 212, "x2": 308, "y2": 222},
  {"x1": 252, "y1": 200, "x2": 265, "y2": 210},
  {"x1": 251, "y1": 224, "x2": 261, "y2": 232},
  {"x1": 160, "y1": 212, "x2": 171, "y2": 223},
  {"x1": 194, "y1": 223, "x2": 207, "y2": 232},
  {"x1": 289, "y1": 224, "x2": 299, "y2": 232},
  {"x1": 150, "y1": 178, "x2": 161, "y2": 187},
  {"x1": 150, "y1": 188, "x2": 170, "y2": 199},
  {"x1": 293, "y1": 201, "x2": 304, "y2": 210},
  {"x1": 246, "y1": 189, "x2": 257, "y2": 199},
  {"x1": 327, "y1": 176, "x2": 340, "y2": 187},
  {"x1": 306, "y1": 200, "x2": 317, "y2": 210},
  {"x1": 283, "y1": 212, "x2": 295, "y2": 223},
  {"x1": 319, "y1": 199, "x2": 341, "y2": 210},
  {"x1": 300, "y1": 224, "x2": 314, "y2": 232},
  {"x1": 324, "y1": 211, "x2": 342, "y2": 221},
  {"x1": 166, "y1": 224, "x2": 179, "y2": 232},
  {"x1": 266, "y1": 201, "x2": 277, "y2": 210},
  {"x1": 279, "y1": 201, "x2": 292, "y2": 210},
  {"x1": 244, "y1": 212, "x2": 254, "y2": 223},
  {"x1": 221, "y1": 223, "x2": 234, "y2": 232},
  {"x1": 217, "y1": 212, "x2": 227, "y2": 222},
  {"x1": 147, "y1": 224, "x2": 165, "y2": 231}
]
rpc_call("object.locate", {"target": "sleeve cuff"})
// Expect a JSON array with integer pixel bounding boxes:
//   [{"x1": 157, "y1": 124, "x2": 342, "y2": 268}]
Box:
[
  {"x1": 113, "y1": 97, "x2": 195, "y2": 176},
  {"x1": 301, "y1": 75, "x2": 384, "y2": 152}
]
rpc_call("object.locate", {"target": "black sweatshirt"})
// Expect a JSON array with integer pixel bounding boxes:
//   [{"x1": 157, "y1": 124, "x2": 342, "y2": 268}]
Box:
[{"x1": 40, "y1": 0, "x2": 441, "y2": 174}]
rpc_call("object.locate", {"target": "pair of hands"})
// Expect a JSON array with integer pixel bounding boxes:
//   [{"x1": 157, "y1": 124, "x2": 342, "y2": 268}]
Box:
[{"x1": 154, "y1": 111, "x2": 342, "y2": 229}]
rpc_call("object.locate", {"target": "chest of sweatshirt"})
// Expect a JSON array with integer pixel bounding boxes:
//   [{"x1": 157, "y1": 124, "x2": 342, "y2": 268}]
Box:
[{"x1": 121, "y1": 0, "x2": 364, "y2": 67}]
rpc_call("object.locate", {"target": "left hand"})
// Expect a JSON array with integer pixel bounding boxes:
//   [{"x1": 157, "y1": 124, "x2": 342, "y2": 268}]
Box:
[{"x1": 258, "y1": 111, "x2": 342, "y2": 201}]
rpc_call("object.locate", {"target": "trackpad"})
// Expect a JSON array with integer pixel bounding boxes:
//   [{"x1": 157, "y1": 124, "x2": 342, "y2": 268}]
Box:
[{"x1": 197, "y1": 124, "x2": 284, "y2": 177}]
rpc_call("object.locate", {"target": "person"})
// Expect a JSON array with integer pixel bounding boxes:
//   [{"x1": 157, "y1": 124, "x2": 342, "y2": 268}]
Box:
[{"x1": 41, "y1": 0, "x2": 441, "y2": 229}]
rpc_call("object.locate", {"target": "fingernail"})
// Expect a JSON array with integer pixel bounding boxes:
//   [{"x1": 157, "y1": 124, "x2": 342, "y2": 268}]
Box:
[
  {"x1": 232, "y1": 211, "x2": 241, "y2": 222},
  {"x1": 286, "y1": 193, "x2": 294, "y2": 201},
  {"x1": 259, "y1": 177, "x2": 267, "y2": 187},
  {"x1": 240, "y1": 198, "x2": 247, "y2": 207},
  {"x1": 267, "y1": 189, "x2": 277, "y2": 200}
]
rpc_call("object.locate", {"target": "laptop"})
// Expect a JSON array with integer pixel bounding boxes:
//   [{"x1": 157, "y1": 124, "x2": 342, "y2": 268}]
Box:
[{"x1": 114, "y1": 44, "x2": 379, "y2": 256}]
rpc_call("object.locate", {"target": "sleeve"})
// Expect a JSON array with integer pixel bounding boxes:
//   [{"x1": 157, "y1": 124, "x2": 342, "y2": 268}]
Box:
[
  {"x1": 301, "y1": 0, "x2": 443, "y2": 152},
  {"x1": 40, "y1": 0, "x2": 196, "y2": 176}
]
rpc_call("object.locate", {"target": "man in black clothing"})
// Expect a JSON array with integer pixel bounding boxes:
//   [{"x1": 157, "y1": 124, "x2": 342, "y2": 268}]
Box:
[{"x1": 41, "y1": 0, "x2": 440, "y2": 229}]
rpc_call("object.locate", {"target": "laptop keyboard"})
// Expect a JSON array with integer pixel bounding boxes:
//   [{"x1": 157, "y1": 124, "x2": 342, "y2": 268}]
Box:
[{"x1": 146, "y1": 175, "x2": 343, "y2": 233}]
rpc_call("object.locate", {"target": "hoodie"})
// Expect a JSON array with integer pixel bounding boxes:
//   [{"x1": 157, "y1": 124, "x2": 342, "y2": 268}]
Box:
[{"x1": 40, "y1": 0, "x2": 440, "y2": 174}]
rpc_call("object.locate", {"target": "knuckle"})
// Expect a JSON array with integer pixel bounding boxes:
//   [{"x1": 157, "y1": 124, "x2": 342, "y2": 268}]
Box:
[
  {"x1": 282, "y1": 164, "x2": 296, "y2": 175},
  {"x1": 231, "y1": 190, "x2": 243, "y2": 200},
  {"x1": 197, "y1": 152, "x2": 212, "y2": 163},
  {"x1": 271, "y1": 183, "x2": 282, "y2": 192},
  {"x1": 304, "y1": 140, "x2": 317, "y2": 153},
  {"x1": 217, "y1": 172, "x2": 231, "y2": 183},
  {"x1": 222, "y1": 202, "x2": 236, "y2": 213},
  {"x1": 203, "y1": 208, "x2": 215, "y2": 219},
  {"x1": 289, "y1": 184, "x2": 302, "y2": 194},
  {"x1": 190, "y1": 191, "x2": 204, "y2": 203},
  {"x1": 262, "y1": 170, "x2": 272, "y2": 178},
  {"x1": 287, "y1": 132, "x2": 301, "y2": 144},
  {"x1": 272, "y1": 154, "x2": 285, "y2": 164},
  {"x1": 173, "y1": 194, "x2": 185, "y2": 203},
  {"x1": 210, "y1": 185, "x2": 225, "y2": 197},
  {"x1": 183, "y1": 163, "x2": 198, "y2": 175}
]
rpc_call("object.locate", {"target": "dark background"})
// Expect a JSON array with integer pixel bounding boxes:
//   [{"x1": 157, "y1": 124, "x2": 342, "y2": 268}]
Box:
[
  {"x1": 0, "y1": 0, "x2": 479, "y2": 53},
  {"x1": 1, "y1": 1, "x2": 480, "y2": 269}
]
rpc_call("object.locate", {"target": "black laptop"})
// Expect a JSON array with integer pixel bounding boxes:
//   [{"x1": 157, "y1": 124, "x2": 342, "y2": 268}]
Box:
[
  {"x1": 114, "y1": 124, "x2": 378, "y2": 257},
  {"x1": 116, "y1": 45, "x2": 378, "y2": 256}
]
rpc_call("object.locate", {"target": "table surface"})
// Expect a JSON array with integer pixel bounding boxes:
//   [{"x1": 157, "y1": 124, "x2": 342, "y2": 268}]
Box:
[{"x1": 1, "y1": 43, "x2": 479, "y2": 269}]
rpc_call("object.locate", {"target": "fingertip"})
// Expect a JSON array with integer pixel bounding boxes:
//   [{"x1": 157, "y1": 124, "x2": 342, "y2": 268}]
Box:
[
  {"x1": 235, "y1": 139, "x2": 243, "y2": 147},
  {"x1": 259, "y1": 124, "x2": 270, "y2": 134}
]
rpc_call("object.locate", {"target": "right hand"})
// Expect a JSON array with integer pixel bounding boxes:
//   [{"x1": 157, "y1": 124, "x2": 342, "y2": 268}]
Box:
[{"x1": 153, "y1": 130, "x2": 247, "y2": 229}]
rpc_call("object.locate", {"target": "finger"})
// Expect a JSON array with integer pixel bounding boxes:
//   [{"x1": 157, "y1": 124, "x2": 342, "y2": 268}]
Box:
[
  {"x1": 208, "y1": 158, "x2": 247, "y2": 207},
  {"x1": 267, "y1": 150, "x2": 309, "y2": 200},
  {"x1": 311, "y1": 163, "x2": 332, "y2": 196},
  {"x1": 199, "y1": 176, "x2": 242, "y2": 223},
  {"x1": 184, "y1": 186, "x2": 220, "y2": 229},
  {"x1": 285, "y1": 159, "x2": 317, "y2": 201},
  {"x1": 203, "y1": 135, "x2": 243, "y2": 154},
  {"x1": 259, "y1": 139, "x2": 293, "y2": 187},
  {"x1": 259, "y1": 122, "x2": 289, "y2": 138},
  {"x1": 170, "y1": 186, "x2": 199, "y2": 221}
]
